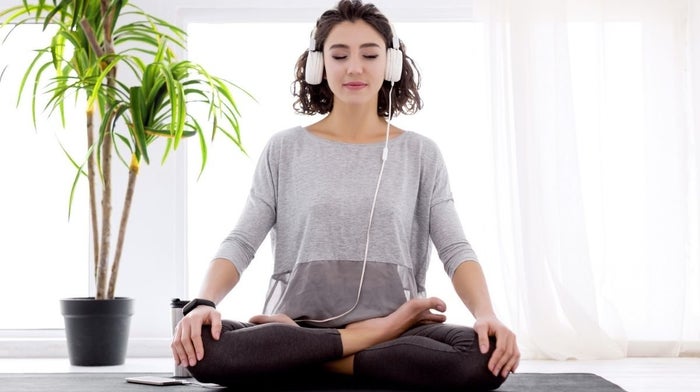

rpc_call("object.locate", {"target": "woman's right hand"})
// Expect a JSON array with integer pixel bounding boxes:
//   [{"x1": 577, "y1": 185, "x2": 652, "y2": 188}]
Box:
[{"x1": 171, "y1": 306, "x2": 222, "y2": 367}]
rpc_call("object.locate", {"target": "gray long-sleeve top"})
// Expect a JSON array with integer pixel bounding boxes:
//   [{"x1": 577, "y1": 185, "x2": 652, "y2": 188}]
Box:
[{"x1": 214, "y1": 126, "x2": 478, "y2": 327}]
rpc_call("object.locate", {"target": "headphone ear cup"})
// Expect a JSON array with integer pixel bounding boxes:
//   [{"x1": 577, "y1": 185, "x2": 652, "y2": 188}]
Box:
[
  {"x1": 305, "y1": 50, "x2": 324, "y2": 85},
  {"x1": 385, "y1": 48, "x2": 403, "y2": 82}
]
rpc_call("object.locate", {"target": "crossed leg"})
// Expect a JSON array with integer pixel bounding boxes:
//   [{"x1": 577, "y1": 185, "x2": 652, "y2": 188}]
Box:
[
  {"x1": 190, "y1": 297, "x2": 499, "y2": 389},
  {"x1": 250, "y1": 297, "x2": 447, "y2": 374},
  {"x1": 250, "y1": 296, "x2": 503, "y2": 390}
]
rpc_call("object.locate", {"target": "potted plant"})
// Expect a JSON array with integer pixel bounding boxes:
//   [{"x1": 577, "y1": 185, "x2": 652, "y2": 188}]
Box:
[{"x1": 0, "y1": 0, "x2": 248, "y2": 365}]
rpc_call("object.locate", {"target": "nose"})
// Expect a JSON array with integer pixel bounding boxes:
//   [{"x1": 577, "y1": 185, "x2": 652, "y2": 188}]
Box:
[{"x1": 346, "y1": 54, "x2": 363, "y2": 75}]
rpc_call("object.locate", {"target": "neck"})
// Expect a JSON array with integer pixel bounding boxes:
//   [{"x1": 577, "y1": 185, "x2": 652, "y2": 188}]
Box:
[{"x1": 309, "y1": 103, "x2": 391, "y2": 143}]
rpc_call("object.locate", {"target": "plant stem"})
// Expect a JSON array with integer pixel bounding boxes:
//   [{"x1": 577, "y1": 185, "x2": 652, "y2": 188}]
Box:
[
  {"x1": 95, "y1": 109, "x2": 112, "y2": 299},
  {"x1": 96, "y1": 0, "x2": 118, "y2": 300},
  {"x1": 107, "y1": 154, "x2": 139, "y2": 299},
  {"x1": 86, "y1": 106, "x2": 99, "y2": 281}
]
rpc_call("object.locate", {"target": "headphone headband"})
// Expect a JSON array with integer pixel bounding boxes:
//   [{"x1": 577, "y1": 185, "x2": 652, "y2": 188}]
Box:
[
  {"x1": 390, "y1": 24, "x2": 399, "y2": 50},
  {"x1": 309, "y1": 28, "x2": 318, "y2": 51}
]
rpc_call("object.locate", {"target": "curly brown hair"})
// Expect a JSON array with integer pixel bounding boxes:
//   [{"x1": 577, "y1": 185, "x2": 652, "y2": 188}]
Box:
[{"x1": 292, "y1": 0, "x2": 423, "y2": 117}]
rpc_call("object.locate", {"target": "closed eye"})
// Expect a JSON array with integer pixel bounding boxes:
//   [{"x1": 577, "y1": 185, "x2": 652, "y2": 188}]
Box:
[{"x1": 330, "y1": 55, "x2": 379, "y2": 60}]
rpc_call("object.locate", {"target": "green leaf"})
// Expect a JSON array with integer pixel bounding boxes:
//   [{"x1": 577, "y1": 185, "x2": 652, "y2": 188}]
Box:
[
  {"x1": 129, "y1": 86, "x2": 150, "y2": 164},
  {"x1": 42, "y1": 0, "x2": 72, "y2": 31}
]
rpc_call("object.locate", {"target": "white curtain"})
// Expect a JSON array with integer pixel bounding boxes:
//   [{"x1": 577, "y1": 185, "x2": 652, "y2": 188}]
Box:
[{"x1": 475, "y1": 0, "x2": 699, "y2": 359}]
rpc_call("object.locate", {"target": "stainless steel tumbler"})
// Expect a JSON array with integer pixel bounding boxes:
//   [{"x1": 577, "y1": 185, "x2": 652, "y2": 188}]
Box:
[{"x1": 171, "y1": 298, "x2": 192, "y2": 378}]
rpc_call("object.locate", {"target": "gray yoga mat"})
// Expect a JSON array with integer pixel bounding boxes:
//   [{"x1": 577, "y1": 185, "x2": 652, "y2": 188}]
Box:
[{"x1": 0, "y1": 372, "x2": 627, "y2": 391}]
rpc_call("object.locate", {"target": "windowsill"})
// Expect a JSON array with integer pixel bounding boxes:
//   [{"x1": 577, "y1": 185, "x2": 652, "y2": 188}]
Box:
[
  {"x1": 0, "y1": 357, "x2": 172, "y2": 373},
  {"x1": 0, "y1": 337, "x2": 171, "y2": 358}
]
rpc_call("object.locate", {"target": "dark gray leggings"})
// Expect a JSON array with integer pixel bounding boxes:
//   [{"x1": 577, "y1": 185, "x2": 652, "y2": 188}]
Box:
[{"x1": 189, "y1": 321, "x2": 505, "y2": 390}]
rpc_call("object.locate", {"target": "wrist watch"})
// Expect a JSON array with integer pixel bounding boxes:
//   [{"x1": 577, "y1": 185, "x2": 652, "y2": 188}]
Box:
[{"x1": 182, "y1": 298, "x2": 216, "y2": 316}]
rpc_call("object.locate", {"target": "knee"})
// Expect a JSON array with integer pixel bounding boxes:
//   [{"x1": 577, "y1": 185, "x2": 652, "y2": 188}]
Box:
[
  {"x1": 474, "y1": 336, "x2": 507, "y2": 390},
  {"x1": 186, "y1": 321, "x2": 255, "y2": 386},
  {"x1": 451, "y1": 336, "x2": 507, "y2": 390},
  {"x1": 468, "y1": 371, "x2": 506, "y2": 391},
  {"x1": 185, "y1": 326, "x2": 217, "y2": 383}
]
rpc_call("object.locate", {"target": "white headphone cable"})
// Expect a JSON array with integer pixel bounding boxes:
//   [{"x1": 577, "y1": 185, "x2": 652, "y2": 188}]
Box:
[{"x1": 300, "y1": 82, "x2": 395, "y2": 324}]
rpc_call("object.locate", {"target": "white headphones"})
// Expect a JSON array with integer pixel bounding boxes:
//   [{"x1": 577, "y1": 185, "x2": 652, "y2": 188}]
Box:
[{"x1": 304, "y1": 24, "x2": 403, "y2": 85}]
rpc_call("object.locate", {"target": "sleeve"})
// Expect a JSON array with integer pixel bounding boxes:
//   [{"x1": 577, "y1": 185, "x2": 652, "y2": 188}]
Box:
[
  {"x1": 213, "y1": 137, "x2": 278, "y2": 275},
  {"x1": 428, "y1": 147, "x2": 479, "y2": 278}
]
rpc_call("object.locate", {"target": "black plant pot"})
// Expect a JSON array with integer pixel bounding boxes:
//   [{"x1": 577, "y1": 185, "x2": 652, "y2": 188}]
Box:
[{"x1": 60, "y1": 297, "x2": 134, "y2": 366}]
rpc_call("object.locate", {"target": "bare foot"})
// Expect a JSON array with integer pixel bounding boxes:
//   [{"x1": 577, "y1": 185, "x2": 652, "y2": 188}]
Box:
[
  {"x1": 339, "y1": 297, "x2": 446, "y2": 356},
  {"x1": 249, "y1": 313, "x2": 299, "y2": 326}
]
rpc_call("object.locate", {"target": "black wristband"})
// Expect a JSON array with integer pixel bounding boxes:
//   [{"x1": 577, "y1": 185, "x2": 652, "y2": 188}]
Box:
[{"x1": 182, "y1": 298, "x2": 216, "y2": 316}]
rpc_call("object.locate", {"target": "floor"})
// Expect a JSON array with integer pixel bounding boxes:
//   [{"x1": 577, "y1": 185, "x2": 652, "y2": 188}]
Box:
[{"x1": 0, "y1": 357, "x2": 698, "y2": 392}]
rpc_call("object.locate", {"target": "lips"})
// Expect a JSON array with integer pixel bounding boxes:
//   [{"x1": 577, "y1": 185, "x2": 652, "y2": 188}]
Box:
[{"x1": 343, "y1": 81, "x2": 368, "y2": 88}]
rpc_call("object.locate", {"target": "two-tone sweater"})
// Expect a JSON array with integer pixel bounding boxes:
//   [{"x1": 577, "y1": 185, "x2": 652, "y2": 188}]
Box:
[{"x1": 214, "y1": 126, "x2": 478, "y2": 327}]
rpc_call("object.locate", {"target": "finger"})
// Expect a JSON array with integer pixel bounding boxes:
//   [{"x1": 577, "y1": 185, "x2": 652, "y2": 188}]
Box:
[
  {"x1": 190, "y1": 324, "x2": 205, "y2": 363},
  {"x1": 423, "y1": 312, "x2": 447, "y2": 324},
  {"x1": 431, "y1": 297, "x2": 447, "y2": 313},
  {"x1": 491, "y1": 334, "x2": 514, "y2": 377},
  {"x1": 172, "y1": 343, "x2": 188, "y2": 367},
  {"x1": 488, "y1": 344, "x2": 504, "y2": 376},
  {"x1": 501, "y1": 351, "x2": 520, "y2": 378},
  {"x1": 502, "y1": 341, "x2": 521, "y2": 376},
  {"x1": 179, "y1": 321, "x2": 198, "y2": 367},
  {"x1": 174, "y1": 324, "x2": 191, "y2": 367},
  {"x1": 474, "y1": 324, "x2": 490, "y2": 354},
  {"x1": 210, "y1": 312, "x2": 222, "y2": 341},
  {"x1": 170, "y1": 327, "x2": 186, "y2": 366}
]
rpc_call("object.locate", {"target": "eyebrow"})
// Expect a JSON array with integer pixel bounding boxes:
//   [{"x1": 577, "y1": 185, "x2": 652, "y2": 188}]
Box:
[{"x1": 328, "y1": 43, "x2": 382, "y2": 50}]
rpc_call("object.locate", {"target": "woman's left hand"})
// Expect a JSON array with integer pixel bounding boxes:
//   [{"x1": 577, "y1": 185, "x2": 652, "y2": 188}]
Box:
[{"x1": 473, "y1": 315, "x2": 520, "y2": 378}]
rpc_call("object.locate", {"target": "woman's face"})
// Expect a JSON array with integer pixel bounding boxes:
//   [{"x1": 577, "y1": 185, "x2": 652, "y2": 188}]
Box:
[{"x1": 322, "y1": 20, "x2": 387, "y2": 109}]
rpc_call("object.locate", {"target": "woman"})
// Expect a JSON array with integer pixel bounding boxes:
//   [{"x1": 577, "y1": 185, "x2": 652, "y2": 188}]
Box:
[{"x1": 172, "y1": 0, "x2": 519, "y2": 389}]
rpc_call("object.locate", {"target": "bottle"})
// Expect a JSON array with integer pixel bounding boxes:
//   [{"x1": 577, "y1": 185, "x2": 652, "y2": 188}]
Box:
[{"x1": 170, "y1": 298, "x2": 191, "y2": 378}]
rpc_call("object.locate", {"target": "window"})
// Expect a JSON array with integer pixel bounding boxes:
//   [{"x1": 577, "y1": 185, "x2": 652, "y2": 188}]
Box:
[
  {"x1": 3, "y1": 0, "x2": 692, "y2": 359},
  {"x1": 0, "y1": 25, "x2": 88, "y2": 330}
]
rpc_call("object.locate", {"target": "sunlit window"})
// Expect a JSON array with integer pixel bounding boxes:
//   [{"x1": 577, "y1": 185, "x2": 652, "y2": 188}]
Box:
[{"x1": 0, "y1": 24, "x2": 88, "y2": 329}]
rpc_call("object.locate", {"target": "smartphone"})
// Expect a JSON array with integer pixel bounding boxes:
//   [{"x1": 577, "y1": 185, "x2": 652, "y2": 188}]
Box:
[{"x1": 125, "y1": 375, "x2": 191, "y2": 386}]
